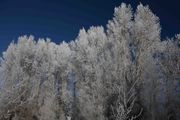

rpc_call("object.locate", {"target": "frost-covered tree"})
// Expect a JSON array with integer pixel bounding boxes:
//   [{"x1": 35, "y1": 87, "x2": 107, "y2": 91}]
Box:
[
  {"x1": 32, "y1": 39, "x2": 57, "y2": 120},
  {"x1": 106, "y1": 3, "x2": 162, "y2": 120},
  {"x1": 54, "y1": 41, "x2": 72, "y2": 120},
  {"x1": 107, "y1": 3, "x2": 133, "y2": 89},
  {"x1": 133, "y1": 4, "x2": 161, "y2": 120},
  {"x1": 0, "y1": 36, "x2": 69, "y2": 120},
  {"x1": 159, "y1": 35, "x2": 180, "y2": 120},
  {"x1": 106, "y1": 3, "x2": 137, "y2": 120},
  {"x1": 70, "y1": 26, "x2": 108, "y2": 120},
  {"x1": 0, "y1": 36, "x2": 38, "y2": 119}
]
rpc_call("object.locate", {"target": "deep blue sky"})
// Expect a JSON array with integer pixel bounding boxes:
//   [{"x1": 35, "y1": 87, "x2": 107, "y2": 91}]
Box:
[{"x1": 0, "y1": 0, "x2": 180, "y2": 52}]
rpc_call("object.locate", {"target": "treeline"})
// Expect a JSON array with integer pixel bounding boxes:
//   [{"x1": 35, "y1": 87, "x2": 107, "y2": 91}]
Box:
[{"x1": 0, "y1": 3, "x2": 179, "y2": 120}]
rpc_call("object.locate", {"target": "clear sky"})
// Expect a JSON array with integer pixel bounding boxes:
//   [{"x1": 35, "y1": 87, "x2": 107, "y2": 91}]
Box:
[{"x1": 0, "y1": 0, "x2": 180, "y2": 52}]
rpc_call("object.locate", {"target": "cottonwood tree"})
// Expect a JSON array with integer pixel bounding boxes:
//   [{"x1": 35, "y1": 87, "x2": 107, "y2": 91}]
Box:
[
  {"x1": 0, "y1": 36, "x2": 66, "y2": 120},
  {"x1": 32, "y1": 39, "x2": 58, "y2": 120},
  {"x1": 0, "y1": 36, "x2": 38, "y2": 119},
  {"x1": 159, "y1": 35, "x2": 180, "y2": 120},
  {"x1": 70, "y1": 26, "x2": 108, "y2": 120},
  {"x1": 106, "y1": 3, "x2": 141, "y2": 120},
  {"x1": 107, "y1": 3, "x2": 133, "y2": 90},
  {"x1": 106, "y1": 3, "x2": 162, "y2": 120},
  {"x1": 54, "y1": 41, "x2": 72, "y2": 120},
  {"x1": 133, "y1": 4, "x2": 161, "y2": 120}
]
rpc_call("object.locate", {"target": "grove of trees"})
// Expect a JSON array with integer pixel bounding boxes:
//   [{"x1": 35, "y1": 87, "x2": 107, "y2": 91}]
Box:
[{"x1": 0, "y1": 3, "x2": 179, "y2": 120}]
